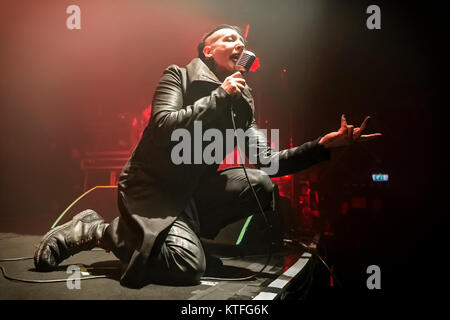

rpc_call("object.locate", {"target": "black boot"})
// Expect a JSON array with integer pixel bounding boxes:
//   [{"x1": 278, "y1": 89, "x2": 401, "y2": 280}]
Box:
[{"x1": 34, "y1": 209, "x2": 109, "y2": 272}]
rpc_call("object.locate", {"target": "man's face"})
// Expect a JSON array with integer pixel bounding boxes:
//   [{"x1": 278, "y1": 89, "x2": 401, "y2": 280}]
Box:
[{"x1": 203, "y1": 28, "x2": 246, "y2": 76}]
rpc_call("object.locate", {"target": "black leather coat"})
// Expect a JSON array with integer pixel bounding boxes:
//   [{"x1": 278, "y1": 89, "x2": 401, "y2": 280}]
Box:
[{"x1": 117, "y1": 58, "x2": 330, "y2": 287}]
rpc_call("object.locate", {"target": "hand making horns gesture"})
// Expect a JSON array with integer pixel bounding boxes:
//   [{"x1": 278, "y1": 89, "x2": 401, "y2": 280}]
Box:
[{"x1": 318, "y1": 115, "x2": 382, "y2": 149}]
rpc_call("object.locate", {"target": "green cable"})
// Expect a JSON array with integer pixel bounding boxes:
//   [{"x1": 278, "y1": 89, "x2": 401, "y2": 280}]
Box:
[{"x1": 236, "y1": 215, "x2": 253, "y2": 245}]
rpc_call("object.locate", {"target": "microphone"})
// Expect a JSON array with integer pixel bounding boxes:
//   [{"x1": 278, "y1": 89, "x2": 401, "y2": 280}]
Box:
[{"x1": 235, "y1": 50, "x2": 256, "y2": 74}]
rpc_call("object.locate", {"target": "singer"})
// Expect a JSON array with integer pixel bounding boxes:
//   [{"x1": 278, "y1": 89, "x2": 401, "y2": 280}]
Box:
[{"x1": 33, "y1": 25, "x2": 381, "y2": 288}]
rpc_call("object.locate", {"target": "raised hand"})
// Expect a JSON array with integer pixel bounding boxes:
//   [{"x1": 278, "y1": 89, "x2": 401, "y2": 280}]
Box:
[{"x1": 318, "y1": 115, "x2": 382, "y2": 149}]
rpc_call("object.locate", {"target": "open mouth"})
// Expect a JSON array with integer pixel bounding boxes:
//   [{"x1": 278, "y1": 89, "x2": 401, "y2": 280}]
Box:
[{"x1": 230, "y1": 53, "x2": 241, "y2": 63}]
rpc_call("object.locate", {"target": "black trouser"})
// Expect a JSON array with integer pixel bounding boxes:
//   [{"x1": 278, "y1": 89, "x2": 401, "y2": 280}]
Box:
[{"x1": 104, "y1": 167, "x2": 276, "y2": 285}]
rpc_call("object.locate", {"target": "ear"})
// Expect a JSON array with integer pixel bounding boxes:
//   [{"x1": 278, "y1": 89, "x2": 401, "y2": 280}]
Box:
[{"x1": 203, "y1": 45, "x2": 213, "y2": 59}]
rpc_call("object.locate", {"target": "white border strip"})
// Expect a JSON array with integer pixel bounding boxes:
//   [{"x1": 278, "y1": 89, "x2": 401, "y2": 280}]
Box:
[{"x1": 253, "y1": 252, "x2": 312, "y2": 300}]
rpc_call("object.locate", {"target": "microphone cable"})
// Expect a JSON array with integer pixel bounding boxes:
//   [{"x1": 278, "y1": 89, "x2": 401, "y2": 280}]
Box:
[
  {"x1": 200, "y1": 104, "x2": 274, "y2": 281},
  {"x1": 0, "y1": 249, "x2": 109, "y2": 284},
  {"x1": 0, "y1": 100, "x2": 324, "y2": 289}
]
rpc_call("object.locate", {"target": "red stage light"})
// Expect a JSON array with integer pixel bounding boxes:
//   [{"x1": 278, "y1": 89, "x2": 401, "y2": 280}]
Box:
[
  {"x1": 249, "y1": 57, "x2": 260, "y2": 72},
  {"x1": 351, "y1": 197, "x2": 367, "y2": 209},
  {"x1": 142, "y1": 105, "x2": 151, "y2": 120}
]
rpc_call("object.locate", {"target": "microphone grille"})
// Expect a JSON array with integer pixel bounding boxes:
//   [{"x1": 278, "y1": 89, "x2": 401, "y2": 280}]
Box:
[{"x1": 236, "y1": 50, "x2": 256, "y2": 73}]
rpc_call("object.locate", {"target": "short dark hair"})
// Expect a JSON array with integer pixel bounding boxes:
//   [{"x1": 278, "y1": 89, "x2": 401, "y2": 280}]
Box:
[{"x1": 197, "y1": 24, "x2": 246, "y2": 62}]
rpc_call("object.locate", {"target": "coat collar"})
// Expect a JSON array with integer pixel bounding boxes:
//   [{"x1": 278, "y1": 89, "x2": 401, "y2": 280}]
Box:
[
  {"x1": 186, "y1": 58, "x2": 221, "y2": 85},
  {"x1": 185, "y1": 58, "x2": 253, "y2": 98}
]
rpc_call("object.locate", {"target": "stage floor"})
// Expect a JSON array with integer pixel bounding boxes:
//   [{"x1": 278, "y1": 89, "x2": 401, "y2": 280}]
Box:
[{"x1": 0, "y1": 233, "x2": 314, "y2": 300}]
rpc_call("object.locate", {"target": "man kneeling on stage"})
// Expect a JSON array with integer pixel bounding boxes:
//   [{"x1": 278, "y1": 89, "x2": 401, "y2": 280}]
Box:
[{"x1": 34, "y1": 25, "x2": 381, "y2": 288}]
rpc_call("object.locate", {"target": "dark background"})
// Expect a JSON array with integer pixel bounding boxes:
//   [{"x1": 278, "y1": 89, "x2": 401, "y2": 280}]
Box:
[{"x1": 0, "y1": 0, "x2": 443, "y2": 300}]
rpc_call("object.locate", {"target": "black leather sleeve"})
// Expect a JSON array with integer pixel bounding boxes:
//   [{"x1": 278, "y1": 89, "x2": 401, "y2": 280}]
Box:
[
  {"x1": 150, "y1": 65, "x2": 230, "y2": 147},
  {"x1": 245, "y1": 119, "x2": 331, "y2": 177}
]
